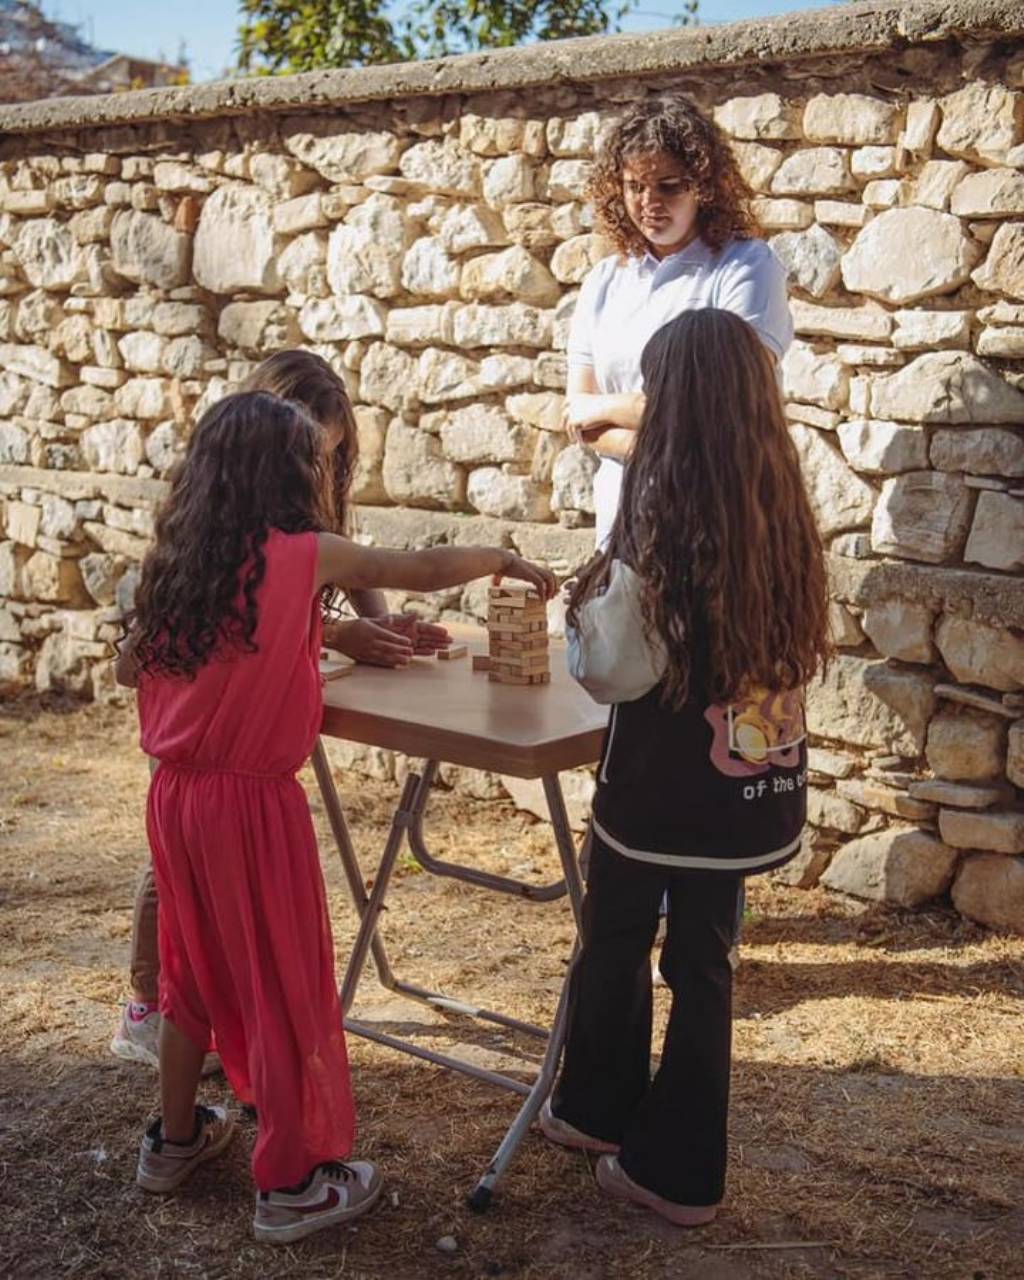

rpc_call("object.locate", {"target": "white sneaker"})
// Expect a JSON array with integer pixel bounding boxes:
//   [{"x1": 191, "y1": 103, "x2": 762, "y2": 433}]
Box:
[
  {"x1": 253, "y1": 1161, "x2": 383, "y2": 1244},
  {"x1": 111, "y1": 1005, "x2": 222, "y2": 1076}
]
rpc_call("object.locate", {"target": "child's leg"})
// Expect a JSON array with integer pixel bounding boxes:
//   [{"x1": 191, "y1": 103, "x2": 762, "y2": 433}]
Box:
[
  {"x1": 551, "y1": 834, "x2": 665, "y2": 1143},
  {"x1": 618, "y1": 870, "x2": 741, "y2": 1207},
  {"x1": 158, "y1": 1015, "x2": 206, "y2": 1141},
  {"x1": 130, "y1": 862, "x2": 160, "y2": 1004}
]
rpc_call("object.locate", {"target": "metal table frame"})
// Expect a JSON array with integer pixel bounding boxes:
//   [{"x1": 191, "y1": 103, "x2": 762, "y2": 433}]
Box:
[{"x1": 310, "y1": 741, "x2": 586, "y2": 1211}]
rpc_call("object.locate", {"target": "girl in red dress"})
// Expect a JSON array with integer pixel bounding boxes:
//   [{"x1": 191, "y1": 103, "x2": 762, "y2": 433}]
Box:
[{"x1": 117, "y1": 390, "x2": 554, "y2": 1244}]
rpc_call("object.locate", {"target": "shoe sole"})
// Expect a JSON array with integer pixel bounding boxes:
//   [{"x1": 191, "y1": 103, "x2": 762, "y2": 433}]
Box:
[
  {"x1": 538, "y1": 1107, "x2": 620, "y2": 1155},
  {"x1": 110, "y1": 1035, "x2": 159, "y2": 1070},
  {"x1": 597, "y1": 1157, "x2": 718, "y2": 1228},
  {"x1": 136, "y1": 1120, "x2": 237, "y2": 1193},
  {"x1": 111, "y1": 1036, "x2": 221, "y2": 1077},
  {"x1": 252, "y1": 1176, "x2": 383, "y2": 1244}
]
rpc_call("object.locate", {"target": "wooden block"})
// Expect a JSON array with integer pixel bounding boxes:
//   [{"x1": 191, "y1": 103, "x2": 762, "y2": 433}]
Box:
[
  {"x1": 320, "y1": 658, "x2": 355, "y2": 681},
  {"x1": 528, "y1": 672, "x2": 551, "y2": 685},
  {"x1": 488, "y1": 672, "x2": 529, "y2": 685},
  {"x1": 472, "y1": 654, "x2": 491, "y2": 672},
  {"x1": 486, "y1": 617, "x2": 547, "y2": 635},
  {"x1": 437, "y1": 644, "x2": 468, "y2": 661}
]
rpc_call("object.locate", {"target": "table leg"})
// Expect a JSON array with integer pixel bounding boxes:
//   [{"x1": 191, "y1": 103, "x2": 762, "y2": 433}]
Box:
[{"x1": 467, "y1": 772, "x2": 586, "y2": 1211}]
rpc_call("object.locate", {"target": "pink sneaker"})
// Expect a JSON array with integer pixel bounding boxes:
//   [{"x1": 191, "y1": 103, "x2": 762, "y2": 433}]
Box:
[
  {"x1": 596, "y1": 1155, "x2": 719, "y2": 1227},
  {"x1": 111, "y1": 1004, "x2": 221, "y2": 1076},
  {"x1": 253, "y1": 1160, "x2": 382, "y2": 1244},
  {"x1": 538, "y1": 1100, "x2": 620, "y2": 1154}
]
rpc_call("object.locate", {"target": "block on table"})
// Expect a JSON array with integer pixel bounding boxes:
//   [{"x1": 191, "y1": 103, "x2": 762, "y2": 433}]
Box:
[{"x1": 438, "y1": 644, "x2": 468, "y2": 661}]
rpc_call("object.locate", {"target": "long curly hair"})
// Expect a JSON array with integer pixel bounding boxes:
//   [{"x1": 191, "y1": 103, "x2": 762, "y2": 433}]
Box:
[
  {"x1": 568, "y1": 310, "x2": 830, "y2": 708},
  {"x1": 239, "y1": 350, "x2": 357, "y2": 532},
  {"x1": 589, "y1": 94, "x2": 760, "y2": 257},
  {"x1": 130, "y1": 391, "x2": 334, "y2": 679}
]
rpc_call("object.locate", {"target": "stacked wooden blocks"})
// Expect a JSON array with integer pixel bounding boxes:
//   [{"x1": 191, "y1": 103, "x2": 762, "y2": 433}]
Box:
[{"x1": 487, "y1": 587, "x2": 550, "y2": 686}]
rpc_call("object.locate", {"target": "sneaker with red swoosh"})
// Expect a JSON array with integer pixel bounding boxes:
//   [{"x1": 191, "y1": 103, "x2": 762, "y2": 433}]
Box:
[
  {"x1": 136, "y1": 1105, "x2": 235, "y2": 1193},
  {"x1": 253, "y1": 1160, "x2": 382, "y2": 1244}
]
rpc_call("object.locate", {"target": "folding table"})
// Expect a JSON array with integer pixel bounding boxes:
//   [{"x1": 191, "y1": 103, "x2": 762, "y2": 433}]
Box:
[{"x1": 313, "y1": 624, "x2": 607, "y2": 1209}]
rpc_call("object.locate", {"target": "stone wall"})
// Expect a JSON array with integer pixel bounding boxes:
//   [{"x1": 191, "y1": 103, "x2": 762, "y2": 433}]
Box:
[{"x1": 1, "y1": 0, "x2": 1022, "y2": 928}]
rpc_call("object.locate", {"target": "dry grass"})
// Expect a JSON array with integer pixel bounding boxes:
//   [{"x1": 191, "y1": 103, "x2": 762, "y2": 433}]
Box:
[{"x1": 1, "y1": 693, "x2": 1022, "y2": 1280}]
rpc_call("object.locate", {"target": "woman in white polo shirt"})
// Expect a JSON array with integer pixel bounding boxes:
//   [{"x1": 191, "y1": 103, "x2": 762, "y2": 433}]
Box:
[{"x1": 565, "y1": 93, "x2": 794, "y2": 546}]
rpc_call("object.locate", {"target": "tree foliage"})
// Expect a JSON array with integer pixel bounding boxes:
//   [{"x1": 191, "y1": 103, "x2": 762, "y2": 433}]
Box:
[{"x1": 238, "y1": 0, "x2": 698, "y2": 75}]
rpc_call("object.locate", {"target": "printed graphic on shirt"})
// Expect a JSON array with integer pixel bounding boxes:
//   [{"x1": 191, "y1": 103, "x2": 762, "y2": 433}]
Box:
[{"x1": 704, "y1": 687, "x2": 805, "y2": 778}]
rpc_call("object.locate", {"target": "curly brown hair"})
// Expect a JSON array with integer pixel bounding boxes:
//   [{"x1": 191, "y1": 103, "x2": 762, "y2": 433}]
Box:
[
  {"x1": 130, "y1": 391, "x2": 334, "y2": 679},
  {"x1": 589, "y1": 94, "x2": 760, "y2": 257},
  {"x1": 240, "y1": 350, "x2": 357, "y2": 533},
  {"x1": 568, "y1": 309, "x2": 830, "y2": 709}
]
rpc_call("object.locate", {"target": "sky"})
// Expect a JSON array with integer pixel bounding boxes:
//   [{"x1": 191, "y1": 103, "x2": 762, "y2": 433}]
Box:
[{"x1": 42, "y1": 0, "x2": 835, "y2": 85}]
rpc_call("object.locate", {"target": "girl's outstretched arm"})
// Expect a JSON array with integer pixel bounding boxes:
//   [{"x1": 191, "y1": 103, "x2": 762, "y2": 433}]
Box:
[{"x1": 316, "y1": 534, "x2": 557, "y2": 600}]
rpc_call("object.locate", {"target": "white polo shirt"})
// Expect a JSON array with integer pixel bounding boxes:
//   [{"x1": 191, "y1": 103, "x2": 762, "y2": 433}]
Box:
[{"x1": 567, "y1": 236, "x2": 794, "y2": 546}]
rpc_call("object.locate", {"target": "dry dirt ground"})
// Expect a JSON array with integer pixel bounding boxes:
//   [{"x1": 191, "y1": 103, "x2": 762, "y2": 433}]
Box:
[{"x1": 1, "y1": 694, "x2": 1023, "y2": 1280}]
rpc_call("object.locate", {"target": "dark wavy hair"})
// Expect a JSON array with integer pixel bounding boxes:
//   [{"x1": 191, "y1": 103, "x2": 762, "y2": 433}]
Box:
[
  {"x1": 130, "y1": 391, "x2": 334, "y2": 679},
  {"x1": 568, "y1": 310, "x2": 830, "y2": 708},
  {"x1": 239, "y1": 350, "x2": 357, "y2": 533},
  {"x1": 589, "y1": 94, "x2": 760, "y2": 258}
]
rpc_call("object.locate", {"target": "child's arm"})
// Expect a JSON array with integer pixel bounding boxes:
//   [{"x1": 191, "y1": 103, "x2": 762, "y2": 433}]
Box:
[{"x1": 316, "y1": 534, "x2": 557, "y2": 600}]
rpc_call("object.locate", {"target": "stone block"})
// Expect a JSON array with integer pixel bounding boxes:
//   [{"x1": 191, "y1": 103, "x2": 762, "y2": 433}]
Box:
[
  {"x1": 806, "y1": 654, "x2": 934, "y2": 755},
  {"x1": 110, "y1": 210, "x2": 190, "y2": 289},
  {"x1": 386, "y1": 304, "x2": 457, "y2": 348},
  {"x1": 218, "y1": 301, "x2": 301, "y2": 353},
  {"x1": 951, "y1": 168, "x2": 1024, "y2": 218},
  {"x1": 13, "y1": 218, "x2": 83, "y2": 290},
  {"x1": 807, "y1": 787, "x2": 866, "y2": 835},
  {"x1": 399, "y1": 140, "x2": 481, "y2": 197},
  {"x1": 418, "y1": 347, "x2": 480, "y2": 403},
  {"x1": 861, "y1": 600, "x2": 934, "y2": 664},
  {"x1": 790, "y1": 424, "x2": 875, "y2": 536},
  {"x1": 452, "y1": 303, "x2": 552, "y2": 350},
  {"x1": 769, "y1": 224, "x2": 842, "y2": 299},
  {"x1": 5, "y1": 500, "x2": 40, "y2": 547},
  {"x1": 837, "y1": 420, "x2": 928, "y2": 475},
  {"x1": 814, "y1": 200, "x2": 872, "y2": 228},
  {"x1": 350, "y1": 405, "x2": 389, "y2": 506},
  {"x1": 483, "y1": 154, "x2": 535, "y2": 207},
  {"x1": 0, "y1": 343, "x2": 73, "y2": 388},
  {"x1": 939, "y1": 809, "x2": 1024, "y2": 854},
  {"x1": 506, "y1": 392, "x2": 563, "y2": 433},
  {"x1": 439, "y1": 203, "x2": 508, "y2": 253},
  {"x1": 22, "y1": 550, "x2": 89, "y2": 605},
  {"x1": 972, "y1": 222, "x2": 1024, "y2": 300},
  {"x1": 1008, "y1": 720, "x2": 1024, "y2": 789},
  {"x1": 977, "y1": 327, "x2": 1024, "y2": 359},
  {"x1": 841, "y1": 208, "x2": 979, "y2": 305},
  {"x1": 271, "y1": 193, "x2": 326, "y2": 236},
  {"x1": 936, "y1": 82, "x2": 1024, "y2": 167},
  {"x1": 821, "y1": 827, "x2": 959, "y2": 907},
  {"x1": 298, "y1": 296, "x2": 386, "y2": 343},
  {"x1": 871, "y1": 352, "x2": 1024, "y2": 425},
  {"x1": 909, "y1": 780, "x2": 1009, "y2": 809},
  {"x1": 401, "y1": 236, "x2": 460, "y2": 298},
  {"x1": 891, "y1": 310, "x2": 970, "y2": 351},
  {"x1": 114, "y1": 378, "x2": 169, "y2": 420},
  {"x1": 851, "y1": 146, "x2": 897, "y2": 178},
  {"x1": 935, "y1": 617, "x2": 1024, "y2": 692},
  {"x1": 803, "y1": 93, "x2": 899, "y2": 145},
  {"x1": 460, "y1": 246, "x2": 559, "y2": 306},
  {"x1": 912, "y1": 160, "x2": 971, "y2": 212},
  {"x1": 284, "y1": 123, "x2": 401, "y2": 182},
  {"x1": 926, "y1": 709, "x2": 1006, "y2": 782},
  {"x1": 193, "y1": 185, "x2": 281, "y2": 295},
  {"x1": 81, "y1": 420, "x2": 144, "y2": 474},
  {"x1": 467, "y1": 467, "x2": 552, "y2": 522},
  {"x1": 118, "y1": 331, "x2": 166, "y2": 374},
  {"x1": 750, "y1": 199, "x2": 813, "y2": 230},
  {"x1": 835, "y1": 778, "x2": 935, "y2": 821},
  {"x1": 714, "y1": 94, "x2": 801, "y2": 141},
  {"x1": 771, "y1": 148, "x2": 852, "y2": 196},
  {"x1": 277, "y1": 230, "x2": 327, "y2": 294},
  {"x1": 871, "y1": 471, "x2": 972, "y2": 564},
  {"x1": 438, "y1": 405, "x2": 532, "y2": 466},
  {"x1": 550, "y1": 234, "x2": 601, "y2": 285},
  {"x1": 731, "y1": 141, "x2": 783, "y2": 192},
  {"x1": 952, "y1": 853, "x2": 1024, "y2": 934},
  {"x1": 551, "y1": 444, "x2": 598, "y2": 514},
  {"x1": 829, "y1": 600, "x2": 865, "y2": 648},
  {"x1": 790, "y1": 300, "x2": 891, "y2": 342},
  {"x1": 900, "y1": 100, "x2": 940, "y2": 156},
  {"x1": 382, "y1": 420, "x2": 465, "y2": 511},
  {"x1": 359, "y1": 343, "x2": 417, "y2": 413},
  {"x1": 781, "y1": 341, "x2": 848, "y2": 410},
  {"x1": 964, "y1": 493, "x2": 1024, "y2": 572}
]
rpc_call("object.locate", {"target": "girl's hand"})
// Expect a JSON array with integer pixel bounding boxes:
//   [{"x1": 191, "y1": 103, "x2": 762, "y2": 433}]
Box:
[
  {"x1": 562, "y1": 393, "x2": 615, "y2": 443},
  {"x1": 493, "y1": 553, "x2": 558, "y2": 600},
  {"x1": 324, "y1": 617, "x2": 415, "y2": 667},
  {"x1": 380, "y1": 613, "x2": 452, "y2": 655}
]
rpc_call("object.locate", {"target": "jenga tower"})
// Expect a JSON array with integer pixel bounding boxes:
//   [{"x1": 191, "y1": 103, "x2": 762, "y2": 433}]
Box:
[{"x1": 487, "y1": 587, "x2": 550, "y2": 685}]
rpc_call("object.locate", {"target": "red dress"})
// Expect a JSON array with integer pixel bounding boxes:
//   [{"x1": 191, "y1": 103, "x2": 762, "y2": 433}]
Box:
[{"x1": 138, "y1": 529, "x2": 354, "y2": 1192}]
